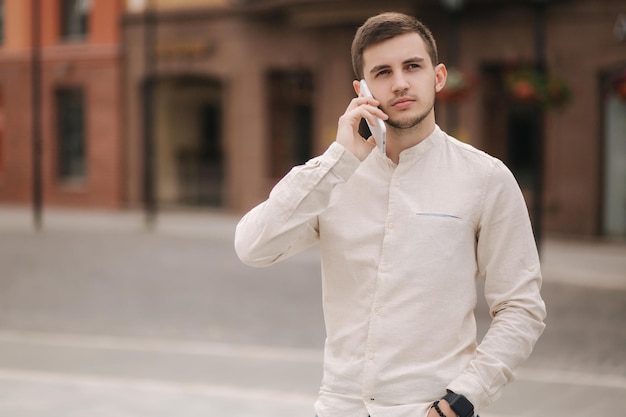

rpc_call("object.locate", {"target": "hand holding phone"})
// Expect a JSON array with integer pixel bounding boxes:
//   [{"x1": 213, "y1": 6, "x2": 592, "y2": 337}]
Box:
[{"x1": 359, "y1": 80, "x2": 387, "y2": 155}]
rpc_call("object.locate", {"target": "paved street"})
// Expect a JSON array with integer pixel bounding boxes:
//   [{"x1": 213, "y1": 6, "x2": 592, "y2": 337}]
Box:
[{"x1": 0, "y1": 205, "x2": 625, "y2": 417}]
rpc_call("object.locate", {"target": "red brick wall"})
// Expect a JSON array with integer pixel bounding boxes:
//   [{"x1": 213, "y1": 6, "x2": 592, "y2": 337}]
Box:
[
  {"x1": 447, "y1": 0, "x2": 625, "y2": 236},
  {"x1": 0, "y1": 0, "x2": 124, "y2": 208},
  {"x1": 0, "y1": 57, "x2": 33, "y2": 203},
  {"x1": 40, "y1": 48, "x2": 123, "y2": 208},
  {"x1": 541, "y1": 0, "x2": 624, "y2": 235}
]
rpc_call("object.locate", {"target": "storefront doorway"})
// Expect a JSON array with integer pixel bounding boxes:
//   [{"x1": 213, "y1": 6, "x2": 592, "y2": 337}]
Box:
[
  {"x1": 481, "y1": 64, "x2": 542, "y2": 210},
  {"x1": 154, "y1": 76, "x2": 224, "y2": 207}
]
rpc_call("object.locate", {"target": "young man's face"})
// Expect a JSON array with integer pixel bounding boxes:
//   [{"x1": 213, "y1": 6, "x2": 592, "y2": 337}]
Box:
[{"x1": 359, "y1": 32, "x2": 446, "y2": 131}]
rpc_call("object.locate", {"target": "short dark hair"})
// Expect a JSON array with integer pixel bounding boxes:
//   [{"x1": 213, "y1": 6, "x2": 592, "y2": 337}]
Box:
[{"x1": 351, "y1": 12, "x2": 439, "y2": 79}]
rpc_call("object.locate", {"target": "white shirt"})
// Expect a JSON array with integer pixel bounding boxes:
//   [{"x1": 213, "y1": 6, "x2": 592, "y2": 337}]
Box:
[{"x1": 235, "y1": 125, "x2": 546, "y2": 417}]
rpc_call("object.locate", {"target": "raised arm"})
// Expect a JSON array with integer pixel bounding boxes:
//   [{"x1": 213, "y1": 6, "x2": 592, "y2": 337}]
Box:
[{"x1": 234, "y1": 94, "x2": 383, "y2": 267}]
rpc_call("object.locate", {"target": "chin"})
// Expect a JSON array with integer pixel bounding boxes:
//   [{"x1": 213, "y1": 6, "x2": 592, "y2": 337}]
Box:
[{"x1": 388, "y1": 112, "x2": 430, "y2": 130}]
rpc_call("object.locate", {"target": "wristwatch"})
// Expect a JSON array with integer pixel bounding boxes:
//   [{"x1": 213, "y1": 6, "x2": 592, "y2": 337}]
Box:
[{"x1": 442, "y1": 390, "x2": 475, "y2": 417}]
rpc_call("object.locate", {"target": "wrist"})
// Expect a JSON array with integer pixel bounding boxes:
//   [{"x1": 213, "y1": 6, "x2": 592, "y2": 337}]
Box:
[{"x1": 433, "y1": 400, "x2": 456, "y2": 417}]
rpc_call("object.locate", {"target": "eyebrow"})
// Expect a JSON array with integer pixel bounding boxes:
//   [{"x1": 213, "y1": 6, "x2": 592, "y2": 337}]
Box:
[{"x1": 368, "y1": 56, "x2": 426, "y2": 75}]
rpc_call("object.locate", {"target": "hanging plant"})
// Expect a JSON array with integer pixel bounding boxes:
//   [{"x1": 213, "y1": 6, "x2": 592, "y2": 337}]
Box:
[
  {"x1": 437, "y1": 67, "x2": 476, "y2": 102},
  {"x1": 505, "y1": 67, "x2": 572, "y2": 109}
]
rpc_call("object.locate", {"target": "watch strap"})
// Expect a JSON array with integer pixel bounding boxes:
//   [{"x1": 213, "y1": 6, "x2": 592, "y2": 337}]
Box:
[{"x1": 442, "y1": 390, "x2": 474, "y2": 417}]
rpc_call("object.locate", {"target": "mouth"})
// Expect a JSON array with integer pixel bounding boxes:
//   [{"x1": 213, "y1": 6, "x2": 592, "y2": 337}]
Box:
[{"x1": 391, "y1": 97, "x2": 416, "y2": 109}]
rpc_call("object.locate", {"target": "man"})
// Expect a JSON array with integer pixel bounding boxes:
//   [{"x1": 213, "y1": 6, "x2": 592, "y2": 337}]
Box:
[{"x1": 235, "y1": 12, "x2": 546, "y2": 417}]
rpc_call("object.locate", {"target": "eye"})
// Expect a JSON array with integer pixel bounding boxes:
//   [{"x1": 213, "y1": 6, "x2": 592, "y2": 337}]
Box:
[
  {"x1": 375, "y1": 69, "x2": 390, "y2": 77},
  {"x1": 407, "y1": 63, "x2": 421, "y2": 70}
]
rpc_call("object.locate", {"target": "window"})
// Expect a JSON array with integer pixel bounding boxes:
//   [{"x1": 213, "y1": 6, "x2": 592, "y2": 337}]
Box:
[
  {"x1": 267, "y1": 70, "x2": 314, "y2": 178},
  {"x1": 60, "y1": 0, "x2": 91, "y2": 40},
  {"x1": 56, "y1": 88, "x2": 86, "y2": 180}
]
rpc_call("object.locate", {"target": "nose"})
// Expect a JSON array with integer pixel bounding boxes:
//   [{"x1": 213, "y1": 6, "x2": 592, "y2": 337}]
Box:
[{"x1": 391, "y1": 73, "x2": 409, "y2": 94}]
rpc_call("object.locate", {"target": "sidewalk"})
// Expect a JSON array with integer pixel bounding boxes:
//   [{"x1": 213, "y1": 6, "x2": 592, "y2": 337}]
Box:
[
  {"x1": 540, "y1": 236, "x2": 626, "y2": 290},
  {"x1": 0, "y1": 205, "x2": 237, "y2": 240}
]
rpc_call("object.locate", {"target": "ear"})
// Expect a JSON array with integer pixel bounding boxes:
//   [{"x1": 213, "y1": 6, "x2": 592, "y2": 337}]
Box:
[
  {"x1": 434, "y1": 64, "x2": 448, "y2": 93},
  {"x1": 353, "y1": 80, "x2": 361, "y2": 96}
]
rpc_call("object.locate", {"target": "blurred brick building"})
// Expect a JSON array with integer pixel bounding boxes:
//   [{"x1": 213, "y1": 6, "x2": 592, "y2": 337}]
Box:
[
  {"x1": 0, "y1": 0, "x2": 124, "y2": 208},
  {"x1": 0, "y1": 0, "x2": 624, "y2": 239}
]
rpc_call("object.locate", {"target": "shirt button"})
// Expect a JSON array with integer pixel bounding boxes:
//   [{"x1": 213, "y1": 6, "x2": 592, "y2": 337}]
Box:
[
  {"x1": 367, "y1": 352, "x2": 375, "y2": 360},
  {"x1": 387, "y1": 222, "x2": 394, "y2": 229},
  {"x1": 528, "y1": 265, "x2": 536, "y2": 272},
  {"x1": 374, "y1": 307, "x2": 382, "y2": 315}
]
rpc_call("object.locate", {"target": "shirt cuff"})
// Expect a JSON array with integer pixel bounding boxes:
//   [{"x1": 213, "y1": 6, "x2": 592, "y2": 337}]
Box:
[
  {"x1": 321, "y1": 141, "x2": 361, "y2": 181},
  {"x1": 447, "y1": 373, "x2": 493, "y2": 414}
]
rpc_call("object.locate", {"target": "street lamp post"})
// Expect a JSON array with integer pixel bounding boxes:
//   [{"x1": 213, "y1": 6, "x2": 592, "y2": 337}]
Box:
[
  {"x1": 31, "y1": 0, "x2": 43, "y2": 230},
  {"x1": 143, "y1": 0, "x2": 157, "y2": 229},
  {"x1": 532, "y1": 0, "x2": 548, "y2": 251}
]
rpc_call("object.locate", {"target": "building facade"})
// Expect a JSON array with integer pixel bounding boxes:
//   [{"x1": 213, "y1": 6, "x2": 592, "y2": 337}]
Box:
[
  {"x1": 1, "y1": 0, "x2": 624, "y2": 239},
  {"x1": 0, "y1": 0, "x2": 124, "y2": 208}
]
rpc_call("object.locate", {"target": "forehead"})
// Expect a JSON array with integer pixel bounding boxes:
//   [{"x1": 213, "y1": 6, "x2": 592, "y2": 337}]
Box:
[{"x1": 362, "y1": 32, "x2": 431, "y2": 72}]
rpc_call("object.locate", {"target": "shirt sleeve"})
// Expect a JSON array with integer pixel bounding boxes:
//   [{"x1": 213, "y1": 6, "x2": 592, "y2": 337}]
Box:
[
  {"x1": 447, "y1": 159, "x2": 547, "y2": 411},
  {"x1": 234, "y1": 142, "x2": 361, "y2": 267}
]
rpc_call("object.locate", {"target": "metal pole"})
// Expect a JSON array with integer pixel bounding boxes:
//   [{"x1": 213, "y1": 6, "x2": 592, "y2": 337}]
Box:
[
  {"x1": 532, "y1": 0, "x2": 547, "y2": 251},
  {"x1": 31, "y1": 0, "x2": 43, "y2": 230},
  {"x1": 143, "y1": 2, "x2": 157, "y2": 229}
]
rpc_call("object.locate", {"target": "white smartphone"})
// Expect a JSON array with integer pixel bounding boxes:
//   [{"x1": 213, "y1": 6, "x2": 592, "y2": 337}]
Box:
[{"x1": 359, "y1": 79, "x2": 386, "y2": 155}]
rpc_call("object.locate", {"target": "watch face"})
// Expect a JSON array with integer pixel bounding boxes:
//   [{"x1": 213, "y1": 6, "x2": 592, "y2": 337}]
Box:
[{"x1": 444, "y1": 391, "x2": 474, "y2": 417}]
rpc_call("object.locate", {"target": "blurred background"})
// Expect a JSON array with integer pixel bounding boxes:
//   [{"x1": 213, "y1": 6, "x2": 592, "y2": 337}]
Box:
[{"x1": 0, "y1": 0, "x2": 624, "y2": 416}]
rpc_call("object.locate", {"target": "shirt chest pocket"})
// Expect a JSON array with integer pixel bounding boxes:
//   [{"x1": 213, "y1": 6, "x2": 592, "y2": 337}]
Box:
[
  {"x1": 418, "y1": 211, "x2": 474, "y2": 237},
  {"x1": 392, "y1": 212, "x2": 475, "y2": 264}
]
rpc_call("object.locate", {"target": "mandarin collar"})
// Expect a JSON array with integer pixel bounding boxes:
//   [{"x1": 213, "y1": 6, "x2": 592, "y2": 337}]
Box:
[{"x1": 397, "y1": 125, "x2": 441, "y2": 163}]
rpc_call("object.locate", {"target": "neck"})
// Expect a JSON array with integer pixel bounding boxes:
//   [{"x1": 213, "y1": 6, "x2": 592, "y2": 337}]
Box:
[{"x1": 385, "y1": 116, "x2": 436, "y2": 164}]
